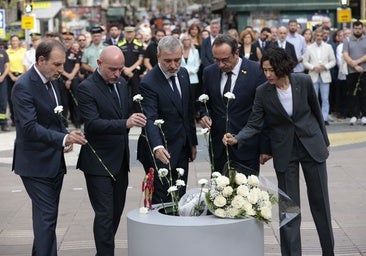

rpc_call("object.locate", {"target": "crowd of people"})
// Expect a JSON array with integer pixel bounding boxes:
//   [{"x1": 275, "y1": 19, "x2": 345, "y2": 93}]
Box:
[{"x1": 2, "y1": 13, "x2": 366, "y2": 256}]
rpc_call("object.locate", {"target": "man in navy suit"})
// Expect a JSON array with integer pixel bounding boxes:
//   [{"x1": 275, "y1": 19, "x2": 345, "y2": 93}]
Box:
[
  {"x1": 200, "y1": 20, "x2": 221, "y2": 68},
  {"x1": 200, "y1": 34, "x2": 271, "y2": 175},
  {"x1": 11, "y1": 40, "x2": 87, "y2": 256},
  {"x1": 273, "y1": 26, "x2": 299, "y2": 68},
  {"x1": 137, "y1": 36, "x2": 198, "y2": 203},
  {"x1": 77, "y1": 46, "x2": 146, "y2": 255}
]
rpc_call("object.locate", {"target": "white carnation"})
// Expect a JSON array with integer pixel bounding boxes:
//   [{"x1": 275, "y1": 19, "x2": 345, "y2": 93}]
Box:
[
  {"x1": 133, "y1": 94, "x2": 143, "y2": 102},
  {"x1": 54, "y1": 105, "x2": 64, "y2": 114},
  {"x1": 260, "y1": 205, "x2": 272, "y2": 220},
  {"x1": 198, "y1": 178, "x2": 208, "y2": 186},
  {"x1": 176, "y1": 168, "x2": 185, "y2": 176},
  {"x1": 175, "y1": 179, "x2": 186, "y2": 187},
  {"x1": 154, "y1": 119, "x2": 165, "y2": 126},
  {"x1": 198, "y1": 94, "x2": 209, "y2": 103},
  {"x1": 139, "y1": 207, "x2": 148, "y2": 214},
  {"x1": 228, "y1": 207, "x2": 239, "y2": 217},
  {"x1": 158, "y1": 168, "x2": 168, "y2": 177},
  {"x1": 212, "y1": 172, "x2": 222, "y2": 178},
  {"x1": 167, "y1": 186, "x2": 178, "y2": 193},
  {"x1": 224, "y1": 92, "x2": 235, "y2": 100}
]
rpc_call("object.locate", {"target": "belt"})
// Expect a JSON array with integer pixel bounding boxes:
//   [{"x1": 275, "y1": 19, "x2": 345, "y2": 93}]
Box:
[{"x1": 11, "y1": 72, "x2": 22, "y2": 76}]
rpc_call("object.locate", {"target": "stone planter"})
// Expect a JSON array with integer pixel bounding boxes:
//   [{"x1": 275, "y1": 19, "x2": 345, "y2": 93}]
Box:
[{"x1": 127, "y1": 204, "x2": 264, "y2": 256}]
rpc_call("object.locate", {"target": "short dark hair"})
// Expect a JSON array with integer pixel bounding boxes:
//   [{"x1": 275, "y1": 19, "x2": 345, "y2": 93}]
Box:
[
  {"x1": 353, "y1": 20, "x2": 363, "y2": 28},
  {"x1": 261, "y1": 47, "x2": 295, "y2": 77},
  {"x1": 36, "y1": 39, "x2": 66, "y2": 62},
  {"x1": 212, "y1": 34, "x2": 238, "y2": 56}
]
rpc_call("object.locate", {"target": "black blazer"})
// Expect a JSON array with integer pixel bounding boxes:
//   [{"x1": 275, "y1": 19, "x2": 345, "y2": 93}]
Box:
[
  {"x1": 270, "y1": 41, "x2": 298, "y2": 67},
  {"x1": 200, "y1": 37, "x2": 214, "y2": 68},
  {"x1": 236, "y1": 73, "x2": 329, "y2": 172},
  {"x1": 137, "y1": 65, "x2": 197, "y2": 169},
  {"x1": 76, "y1": 71, "x2": 131, "y2": 176},
  {"x1": 201, "y1": 58, "x2": 270, "y2": 167},
  {"x1": 11, "y1": 67, "x2": 68, "y2": 177}
]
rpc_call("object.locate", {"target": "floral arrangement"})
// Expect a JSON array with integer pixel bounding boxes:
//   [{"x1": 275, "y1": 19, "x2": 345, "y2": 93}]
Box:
[{"x1": 205, "y1": 170, "x2": 277, "y2": 222}]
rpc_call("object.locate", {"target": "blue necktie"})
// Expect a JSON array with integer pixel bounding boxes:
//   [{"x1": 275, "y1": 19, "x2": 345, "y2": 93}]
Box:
[
  {"x1": 170, "y1": 76, "x2": 181, "y2": 99},
  {"x1": 108, "y1": 83, "x2": 121, "y2": 108},
  {"x1": 46, "y1": 81, "x2": 56, "y2": 106}
]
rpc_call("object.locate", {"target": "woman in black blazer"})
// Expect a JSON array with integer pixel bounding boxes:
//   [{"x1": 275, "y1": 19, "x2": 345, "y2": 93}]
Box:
[{"x1": 223, "y1": 48, "x2": 334, "y2": 256}]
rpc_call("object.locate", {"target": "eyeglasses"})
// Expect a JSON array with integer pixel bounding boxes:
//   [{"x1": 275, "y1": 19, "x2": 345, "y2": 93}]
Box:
[
  {"x1": 78, "y1": 39, "x2": 86, "y2": 41},
  {"x1": 213, "y1": 55, "x2": 234, "y2": 64}
]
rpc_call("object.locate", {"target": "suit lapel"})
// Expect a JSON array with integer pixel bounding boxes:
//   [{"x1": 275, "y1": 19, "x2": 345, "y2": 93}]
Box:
[
  {"x1": 157, "y1": 68, "x2": 183, "y2": 115},
  {"x1": 267, "y1": 84, "x2": 293, "y2": 121},
  {"x1": 92, "y1": 72, "x2": 123, "y2": 117}
]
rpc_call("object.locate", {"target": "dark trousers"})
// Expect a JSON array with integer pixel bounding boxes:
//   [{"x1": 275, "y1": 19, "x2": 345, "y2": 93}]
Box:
[
  {"x1": 276, "y1": 137, "x2": 334, "y2": 256},
  {"x1": 7, "y1": 76, "x2": 17, "y2": 124},
  {"x1": 152, "y1": 148, "x2": 189, "y2": 204},
  {"x1": 346, "y1": 72, "x2": 366, "y2": 117},
  {"x1": 335, "y1": 78, "x2": 348, "y2": 117},
  {"x1": 21, "y1": 172, "x2": 64, "y2": 256},
  {"x1": 85, "y1": 170, "x2": 128, "y2": 256},
  {"x1": 0, "y1": 78, "x2": 7, "y2": 125}
]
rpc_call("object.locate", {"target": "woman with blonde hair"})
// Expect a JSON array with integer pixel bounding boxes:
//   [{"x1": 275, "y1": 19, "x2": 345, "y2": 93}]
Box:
[
  {"x1": 239, "y1": 29, "x2": 262, "y2": 62},
  {"x1": 180, "y1": 34, "x2": 200, "y2": 118}
]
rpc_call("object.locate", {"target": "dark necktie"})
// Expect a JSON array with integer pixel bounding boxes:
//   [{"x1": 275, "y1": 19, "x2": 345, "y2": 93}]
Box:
[
  {"x1": 108, "y1": 83, "x2": 121, "y2": 108},
  {"x1": 46, "y1": 81, "x2": 56, "y2": 106},
  {"x1": 170, "y1": 76, "x2": 181, "y2": 99},
  {"x1": 223, "y1": 71, "x2": 233, "y2": 97}
]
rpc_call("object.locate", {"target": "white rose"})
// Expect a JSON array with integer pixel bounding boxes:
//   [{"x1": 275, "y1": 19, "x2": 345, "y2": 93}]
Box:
[
  {"x1": 237, "y1": 184, "x2": 249, "y2": 197},
  {"x1": 133, "y1": 94, "x2": 143, "y2": 102},
  {"x1": 224, "y1": 92, "x2": 236, "y2": 100},
  {"x1": 235, "y1": 173, "x2": 247, "y2": 185},
  {"x1": 176, "y1": 168, "x2": 185, "y2": 176},
  {"x1": 248, "y1": 175, "x2": 260, "y2": 187},
  {"x1": 231, "y1": 195, "x2": 245, "y2": 209},
  {"x1": 214, "y1": 208, "x2": 226, "y2": 218},
  {"x1": 216, "y1": 176, "x2": 230, "y2": 189},
  {"x1": 222, "y1": 186, "x2": 233, "y2": 197},
  {"x1": 175, "y1": 179, "x2": 186, "y2": 187},
  {"x1": 260, "y1": 205, "x2": 272, "y2": 220},
  {"x1": 139, "y1": 207, "x2": 149, "y2": 214},
  {"x1": 158, "y1": 168, "x2": 168, "y2": 178},
  {"x1": 213, "y1": 195, "x2": 227, "y2": 207},
  {"x1": 248, "y1": 187, "x2": 261, "y2": 204},
  {"x1": 260, "y1": 190, "x2": 269, "y2": 201}
]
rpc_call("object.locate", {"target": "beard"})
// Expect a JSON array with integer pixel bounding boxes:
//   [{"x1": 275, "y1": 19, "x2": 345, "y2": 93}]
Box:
[{"x1": 354, "y1": 33, "x2": 362, "y2": 39}]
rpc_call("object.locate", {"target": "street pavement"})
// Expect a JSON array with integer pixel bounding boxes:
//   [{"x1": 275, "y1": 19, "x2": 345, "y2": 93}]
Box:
[{"x1": 0, "y1": 116, "x2": 366, "y2": 256}]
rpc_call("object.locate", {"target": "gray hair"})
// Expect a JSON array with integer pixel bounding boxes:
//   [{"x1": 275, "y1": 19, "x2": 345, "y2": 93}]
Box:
[{"x1": 157, "y1": 36, "x2": 183, "y2": 56}]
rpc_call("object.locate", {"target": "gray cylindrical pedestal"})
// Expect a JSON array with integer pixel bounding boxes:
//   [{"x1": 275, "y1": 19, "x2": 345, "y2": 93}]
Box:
[{"x1": 127, "y1": 206, "x2": 264, "y2": 256}]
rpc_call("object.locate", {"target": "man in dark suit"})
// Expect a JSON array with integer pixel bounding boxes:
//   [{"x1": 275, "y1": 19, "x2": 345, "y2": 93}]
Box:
[
  {"x1": 253, "y1": 27, "x2": 272, "y2": 53},
  {"x1": 224, "y1": 48, "x2": 334, "y2": 256},
  {"x1": 11, "y1": 40, "x2": 87, "y2": 256},
  {"x1": 200, "y1": 34, "x2": 271, "y2": 175},
  {"x1": 76, "y1": 46, "x2": 146, "y2": 255},
  {"x1": 273, "y1": 26, "x2": 298, "y2": 67},
  {"x1": 104, "y1": 23, "x2": 123, "y2": 46},
  {"x1": 137, "y1": 36, "x2": 198, "y2": 203},
  {"x1": 200, "y1": 20, "x2": 221, "y2": 68}
]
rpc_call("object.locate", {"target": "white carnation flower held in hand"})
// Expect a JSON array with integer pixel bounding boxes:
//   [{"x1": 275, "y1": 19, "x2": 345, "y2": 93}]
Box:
[
  {"x1": 176, "y1": 168, "x2": 185, "y2": 176},
  {"x1": 167, "y1": 186, "x2": 178, "y2": 193},
  {"x1": 133, "y1": 94, "x2": 143, "y2": 102},
  {"x1": 198, "y1": 178, "x2": 208, "y2": 185},
  {"x1": 158, "y1": 168, "x2": 168, "y2": 177},
  {"x1": 154, "y1": 119, "x2": 165, "y2": 126},
  {"x1": 198, "y1": 94, "x2": 209, "y2": 103},
  {"x1": 224, "y1": 92, "x2": 235, "y2": 100},
  {"x1": 54, "y1": 105, "x2": 64, "y2": 114},
  {"x1": 176, "y1": 179, "x2": 186, "y2": 187}
]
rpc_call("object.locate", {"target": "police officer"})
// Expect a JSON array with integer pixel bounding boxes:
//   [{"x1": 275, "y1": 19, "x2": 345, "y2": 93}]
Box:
[
  {"x1": 0, "y1": 44, "x2": 10, "y2": 131},
  {"x1": 118, "y1": 26, "x2": 144, "y2": 112}
]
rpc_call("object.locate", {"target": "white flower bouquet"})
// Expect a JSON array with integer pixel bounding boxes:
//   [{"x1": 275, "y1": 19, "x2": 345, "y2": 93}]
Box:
[{"x1": 206, "y1": 169, "x2": 277, "y2": 223}]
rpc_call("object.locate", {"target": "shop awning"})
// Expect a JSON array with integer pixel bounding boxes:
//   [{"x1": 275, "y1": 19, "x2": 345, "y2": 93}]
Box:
[{"x1": 33, "y1": 1, "x2": 62, "y2": 19}]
